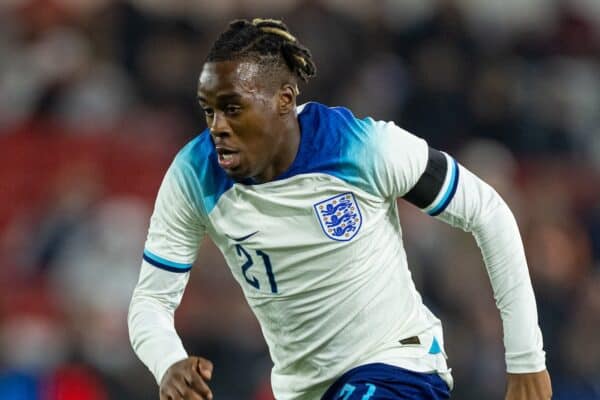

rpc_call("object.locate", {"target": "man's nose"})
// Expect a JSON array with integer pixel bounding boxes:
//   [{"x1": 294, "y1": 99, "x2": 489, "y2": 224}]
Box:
[{"x1": 210, "y1": 112, "x2": 231, "y2": 137}]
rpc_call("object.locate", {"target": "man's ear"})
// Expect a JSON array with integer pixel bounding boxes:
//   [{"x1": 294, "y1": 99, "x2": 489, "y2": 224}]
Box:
[{"x1": 278, "y1": 83, "x2": 296, "y2": 114}]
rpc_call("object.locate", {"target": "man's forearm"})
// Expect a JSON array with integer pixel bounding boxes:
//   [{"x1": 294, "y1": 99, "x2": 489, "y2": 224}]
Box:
[
  {"x1": 128, "y1": 262, "x2": 190, "y2": 383},
  {"x1": 471, "y1": 197, "x2": 546, "y2": 372},
  {"x1": 436, "y1": 165, "x2": 546, "y2": 372}
]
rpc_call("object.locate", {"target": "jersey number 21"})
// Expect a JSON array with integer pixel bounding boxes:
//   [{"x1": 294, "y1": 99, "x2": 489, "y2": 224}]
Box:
[{"x1": 236, "y1": 244, "x2": 278, "y2": 294}]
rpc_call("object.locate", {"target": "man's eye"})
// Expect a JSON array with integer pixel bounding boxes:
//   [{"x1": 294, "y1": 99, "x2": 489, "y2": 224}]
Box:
[
  {"x1": 203, "y1": 108, "x2": 214, "y2": 117},
  {"x1": 225, "y1": 105, "x2": 240, "y2": 115}
]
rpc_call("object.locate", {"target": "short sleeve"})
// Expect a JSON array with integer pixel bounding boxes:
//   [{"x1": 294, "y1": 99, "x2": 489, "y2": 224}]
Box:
[
  {"x1": 368, "y1": 120, "x2": 430, "y2": 199},
  {"x1": 143, "y1": 160, "x2": 206, "y2": 273}
]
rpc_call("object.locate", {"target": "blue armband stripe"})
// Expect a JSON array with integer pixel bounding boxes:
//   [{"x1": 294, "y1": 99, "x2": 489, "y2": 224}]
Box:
[
  {"x1": 142, "y1": 249, "x2": 192, "y2": 273},
  {"x1": 427, "y1": 158, "x2": 459, "y2": 216}
]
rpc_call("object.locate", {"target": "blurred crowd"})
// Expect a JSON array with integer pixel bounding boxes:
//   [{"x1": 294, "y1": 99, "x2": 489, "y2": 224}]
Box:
[{"x1": 1, "y1": 0, "x2": 599, "y2": 399}]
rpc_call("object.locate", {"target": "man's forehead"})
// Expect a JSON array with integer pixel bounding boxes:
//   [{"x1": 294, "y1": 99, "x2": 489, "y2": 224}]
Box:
[{"x1": 197, "y1": 60, "x2": 264, "y2": 98}]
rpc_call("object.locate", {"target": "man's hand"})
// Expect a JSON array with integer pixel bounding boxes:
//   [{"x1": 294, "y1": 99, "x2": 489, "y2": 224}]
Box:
[
  {"x1": 160, "y1": 357, "x2": 214, "y2": 400},
  {"x1": 505, "y1": 370, "x2": 552, "y2": 400}
]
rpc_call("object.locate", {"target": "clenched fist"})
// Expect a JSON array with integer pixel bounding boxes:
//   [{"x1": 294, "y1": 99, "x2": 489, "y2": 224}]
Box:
[{"x1": 160, "y1": 357, "x2": 214, "y2": 400}]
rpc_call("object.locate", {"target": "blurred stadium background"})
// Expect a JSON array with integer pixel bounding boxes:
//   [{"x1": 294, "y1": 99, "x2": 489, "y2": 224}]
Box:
[{"x1": 1, "y1": 0, "x2": 599, "y2": 399}]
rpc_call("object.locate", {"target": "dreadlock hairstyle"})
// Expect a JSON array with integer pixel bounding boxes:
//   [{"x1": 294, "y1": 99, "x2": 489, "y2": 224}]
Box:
[{"x1": 206, "y1": 18, "x2": 316, "y2": 87}]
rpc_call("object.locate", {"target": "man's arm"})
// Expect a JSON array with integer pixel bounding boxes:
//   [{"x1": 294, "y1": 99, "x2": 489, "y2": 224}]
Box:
[
  {"x1": 128, "y1": 262, "x2": 214, "y2": 400},
  {"x1": 128, "y1": 261, "x2": 191, "y2": 383},
  {"x1": 128, "y1": 158, "x2": 212, "y2": 399},
  {"x1": 403, "y1": 147, "x2": 551, "y2": 398},
  {"x1": 359, "y1": 118, "x2": 549, "y2": 397}
]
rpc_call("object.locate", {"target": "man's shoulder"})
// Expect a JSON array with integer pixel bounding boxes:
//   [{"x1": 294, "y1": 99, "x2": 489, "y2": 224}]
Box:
[
  {"x1": 168, "y1": 129, "x2": 234, "y2": 215},
  {"x1": 302, "y1": 102, "x2": 399, "y2": 161},
  {"x1": 299, "y1": 102, "x2": 393, "y2": 156},
  {"x1": 174, "y1": 129, "x2": 214, "y2": 168},
  {"x1": 299, "y1": 101, "x2": 371, "y2": 131},
  {"x1": 172, "y1": 129, "x2": 229, "y2": 183}
]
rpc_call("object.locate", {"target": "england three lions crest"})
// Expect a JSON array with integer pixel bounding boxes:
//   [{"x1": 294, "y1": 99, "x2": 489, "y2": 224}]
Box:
[{"x1": 314, "y1": 192, "x2": 362, "y2": 241}]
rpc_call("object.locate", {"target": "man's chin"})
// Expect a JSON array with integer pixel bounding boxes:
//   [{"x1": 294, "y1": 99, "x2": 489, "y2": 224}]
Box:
[{"x1": 222, "y1": 166, "x2": 252, "y2": 182}]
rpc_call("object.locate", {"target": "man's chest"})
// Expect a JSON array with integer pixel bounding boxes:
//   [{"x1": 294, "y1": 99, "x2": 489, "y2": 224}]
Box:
[
  {"x1": 206, "y1": 174, "x2": 387, "y2": 249},
  {"x1": 202, "y1": 174, "x2": 392, "y2": 296}
]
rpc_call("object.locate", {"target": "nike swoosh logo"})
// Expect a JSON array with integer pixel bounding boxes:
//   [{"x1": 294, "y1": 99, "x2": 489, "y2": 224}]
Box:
[{"x1": 227, "y1": 231, "x2": 259, "y2": 242}]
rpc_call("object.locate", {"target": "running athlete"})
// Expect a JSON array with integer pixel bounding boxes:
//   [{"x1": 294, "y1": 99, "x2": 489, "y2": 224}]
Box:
[{"x1": 128, "y1": 19, "x2": 552, "y2": 400}]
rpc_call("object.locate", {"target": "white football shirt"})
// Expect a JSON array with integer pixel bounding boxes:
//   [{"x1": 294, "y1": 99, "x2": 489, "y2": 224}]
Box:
[{"x1": 129, "y1": 102, "x2": 545, "y2": 399}]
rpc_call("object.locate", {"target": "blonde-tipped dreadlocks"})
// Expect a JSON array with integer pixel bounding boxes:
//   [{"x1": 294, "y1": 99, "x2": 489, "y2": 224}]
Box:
[{"x1": 206, "y1": 18, "x2": 316, "y2": 86}]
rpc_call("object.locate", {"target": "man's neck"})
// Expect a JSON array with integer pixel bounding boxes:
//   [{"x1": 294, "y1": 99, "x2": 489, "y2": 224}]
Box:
[{"x1": 255, "y1": 114, "x2": 301, "y2": 183}]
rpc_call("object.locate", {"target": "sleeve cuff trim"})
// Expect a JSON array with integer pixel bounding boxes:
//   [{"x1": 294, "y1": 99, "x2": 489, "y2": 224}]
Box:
[{"x1": 143, "y1": 249, "x2": 192, "y2": 273}]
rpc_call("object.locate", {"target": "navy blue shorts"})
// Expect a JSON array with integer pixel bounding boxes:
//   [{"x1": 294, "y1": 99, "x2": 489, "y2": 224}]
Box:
[{"x1": 321, "y1": 363, "x2": 451, "y2": 400}]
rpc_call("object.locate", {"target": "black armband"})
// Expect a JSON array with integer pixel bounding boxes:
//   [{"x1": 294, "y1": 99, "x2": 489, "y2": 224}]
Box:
[{"x1": 403, "y1": 147, "x2": 459, "y2": 216}]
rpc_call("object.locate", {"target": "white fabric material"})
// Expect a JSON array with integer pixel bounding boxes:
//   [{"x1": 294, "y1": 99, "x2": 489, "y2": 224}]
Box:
[
  {"x1": 145, "y1": 160, "x2": 206, "y2": 265},
  {"x1": 207, "y1": 174, "x2": 451, "y2": 398},
  {"x1": 434, "y1": 164, "x2": 546, "y2": 373},
  {"x1": 128, "y1": 261, "x2": 191, "y2": 384}
]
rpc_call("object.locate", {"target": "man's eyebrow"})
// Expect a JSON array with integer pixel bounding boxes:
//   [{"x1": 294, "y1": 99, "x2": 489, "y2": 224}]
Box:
[
  {"x1": 197, "y1": 93, "x2": 242, "y2": 102},
  {"x1": 216, "y1": 93, "x2": 242, "y2": 102}
]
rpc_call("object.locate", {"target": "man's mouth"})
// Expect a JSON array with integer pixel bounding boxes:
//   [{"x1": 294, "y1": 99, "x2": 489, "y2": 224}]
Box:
[{"x1": 216, "y1": 147, "x2": 241, "y2": 170}]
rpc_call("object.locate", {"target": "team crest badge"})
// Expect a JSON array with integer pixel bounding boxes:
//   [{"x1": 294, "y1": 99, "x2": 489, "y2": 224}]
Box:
[{"x1": 314, "y1": 192, "x2": 362, "y2": 241}]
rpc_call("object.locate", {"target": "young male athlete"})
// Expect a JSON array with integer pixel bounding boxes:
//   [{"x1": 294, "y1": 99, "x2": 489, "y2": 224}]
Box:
[{"x1": 128, "y1": 19, "x2": 552, "y2": 400}]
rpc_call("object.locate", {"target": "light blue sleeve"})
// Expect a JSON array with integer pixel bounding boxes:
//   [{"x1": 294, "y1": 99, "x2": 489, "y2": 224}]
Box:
[{"x1": 143, "y1": 158, "x2": 206, "y2": 273}]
